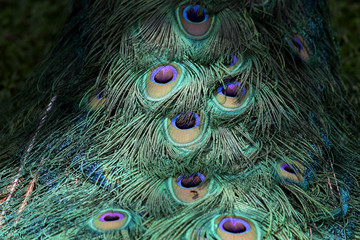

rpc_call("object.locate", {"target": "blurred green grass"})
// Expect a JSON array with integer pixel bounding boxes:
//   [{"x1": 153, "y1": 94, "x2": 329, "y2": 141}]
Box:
[
  {"x1": 328, "y1": 0, "x2": 360, "y2": 112},
  {"x1": 0, "y1": 0, "x2": 71, "y2": 105},
  {"x1": 0, "y1": 0, "x2": 359, "y2": 118}
]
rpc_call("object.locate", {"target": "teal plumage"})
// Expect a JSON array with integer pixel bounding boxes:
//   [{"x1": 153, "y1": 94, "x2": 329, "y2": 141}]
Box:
[{"x1": 0, "y1": 0, "x2": 359, "y2": 239}]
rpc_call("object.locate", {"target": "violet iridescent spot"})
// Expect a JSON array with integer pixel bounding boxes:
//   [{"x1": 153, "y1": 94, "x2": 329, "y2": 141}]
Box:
[
  {"x1": 172, "y1": 112, "x2": 200, "y2": 130},
  {"x1": 227, "y1": 54, "x2": 238, "y2": 67},
  {"x1": 281, "y1": 163, "x2": 296, "y2": 174},
  {"x1": 96, "y1": 89, "x2": 107, "y2": 99},
  {"x1": 218, "y1": 82, "x2": 246, "y2": 98},
  {"x1": 151, "y1": 65, "x2": 177, "y2": 84},
  {"x1": 176, "y1": 173, "x2": 205, "y2": 189},
  {"x1": 290, "y1": 37, "x2": 303, "y2": 51},
  {"x1": 218, "y1": 217, "x2": 251, "y2": 234},
  {"x1": 99, "y1": 212, "x2": 124, "y2": 222}
]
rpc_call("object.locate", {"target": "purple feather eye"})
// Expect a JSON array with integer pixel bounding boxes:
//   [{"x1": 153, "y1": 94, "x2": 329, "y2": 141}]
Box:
[
  {"x1": 227, "y1": 54, "x2": 238, "y2": 67},
  {"x1": 91, "y1": 210, "x2": 130, "y2": 232},
  {"x1": 281, "y1": 163, "x2": 297, "y2": 174},
  {"x1": 226, "y1": 54, "x2": 242, "y2": 72},
  {"x1": 139, "y1": 211, "x2": 149, "y2": 218},
  {"x1": 219, "y1": 218, "x2": 251, "y2": 234},
  {"x1": 89, "y1": 89, "x2": 107, "y2": 110},
  {"x1": 218, "y1": 82, "x2": 246, "y2": 98},
  {"x1": 145, "y1": 63, "x2": 181, "y2": 99},
  {"x1": 177, "y1": 4, "x2": 214, "y2": 39},
  {"x1": 166, "y1": 111, "x2": 206, "y2": 146},
  {"x1": 277, "y1": 162, "x2": 304, "y2": 182},
  {"x1": 151, "y1": 65, "x2": 177, "y2": 84},
  {"x1": 289, "y1": 34, "x2": 311, "y2": 62},
  {"x1": 290, "y1": 38, "x2": 303, "y2": 51},
  {"x1": 170, "y1": 172, "x2": 210, "y2": 203},
  {"x1": 213, "y1": 82, "x2": 251, "y2": 111},
  {"x1": 99, "y1": 212, "x2": 124, "y2": 222},
  {"x1": 183, "y1": 5, "x2": 209, "y2": 23},
  {"x1": 96, "y1": 89, "x2": 107, "y2": 99},
  {"x1": 215, "y1": 216, "x2": 258, "y2": 239},
  {"x1": 176, "y1": 173, "x2": 205, "y2": 189},
  {"x1": 172, "y1": 112, "x2": 200, "y2": 130}
]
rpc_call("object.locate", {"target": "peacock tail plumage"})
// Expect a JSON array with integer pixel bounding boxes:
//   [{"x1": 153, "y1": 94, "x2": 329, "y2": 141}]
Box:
[{"x1": 0, "y1": 0, "x2": 359, "y2": 239}]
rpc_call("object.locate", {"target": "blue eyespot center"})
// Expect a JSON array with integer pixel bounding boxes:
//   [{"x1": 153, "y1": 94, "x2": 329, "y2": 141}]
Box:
[
  {"x1": 290, "y1": 37, "x2": 303, "y2": 51},
  {"x1": 151, "y1": 65, "x2": 178, "y2": 84},
  {"x1": 227, "y1": 54, "x2": 238, "y2": 67},
  {"x1": 219, "y1": 217, "x2": 251, "y2": 234},
  {"x1": 176, "y1": 173, "x2": 205, "y2": 188},
  {"x1": 183, "y1": 5, "x2": 209, "y2": 23},
  {"x1": 281, "y1": 163, "x2": 297, "y2": 174},
  {"x1": 218, "y1": 82, "x2": 246, "y2": 98},
  {"x1": 99, "y1": 212, "x2": 124, "y2": 222},
  {"x1": 172, "y1": 112, "x2": 200, "y2": 130},
  {"x1": 96, "y1": 89, "x2": 107, "y2": 99}
]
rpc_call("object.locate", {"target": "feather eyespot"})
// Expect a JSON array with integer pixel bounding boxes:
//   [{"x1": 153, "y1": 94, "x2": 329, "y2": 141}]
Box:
[
  {"x1": 281, "y1": 163, "x2": 296, "y2": 174},
  {"x1": 183, "y1": 5, "x2": 209, "y2": 23},
  {"x1": 172, "y1": 112, "x2": 201, "y2": 130},
  {"x1": 166, "y1": 112, "x2": 207, "y2": 146},
  {"x1": 89, "y1": 89, "x2": 107, "y2": 110},
  {"x1": 169, "y1": 173, "x2": 211, "y2": 203},
  {"x1": 177, "y1": 4, "x2": 214, "y2": 39},
  {"x1": 213, "y1": 82, "x2": 251, "y2": 111},
  {"x1": 96, "y1": 89, "x2": 107, "y2": 99},
  {"x1": 227, "y1": 54, "x2": 238, "y2": 67},
  {"x1": 289, "y1": 35, "x2": 311, "y2": 62},
  {"x1": 219, "y1": 82, "x2": 246, "y2": 98},
  {"x1": 145, "y1": 63, "x2": 181, "y2": 100},
  {"x1": 90, "y1": 209, "x2": 131, "y2": 232},
  {"x1": 215, "y1": 216, "x2": 257, "y2": 240},
  {"x1": 277, "y1": 162, "x2": 304, "y2": 182},
  {"x1": 100, "y1": 212, "x2": 124, "y2": 222},
  {"x1": 152, "y1": 65, "x2": 177, "y2": 84},
  {"x1": 176, "y1": 172, "x2": 205, "y2": 188},
  {"x1": 226, "y1": 54, "x2": 242, "y2": 72}
]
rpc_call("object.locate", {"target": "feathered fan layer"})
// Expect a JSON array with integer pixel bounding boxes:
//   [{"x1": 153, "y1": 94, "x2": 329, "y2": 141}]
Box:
[{"x1": 0, "y1": 0, "x2": 359, "y2": 239}]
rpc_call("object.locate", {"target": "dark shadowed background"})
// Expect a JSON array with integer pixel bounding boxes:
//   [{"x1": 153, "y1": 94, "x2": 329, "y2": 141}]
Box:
[{"x1": 0, "y1": 0, "x2": 359, "y2": 128}]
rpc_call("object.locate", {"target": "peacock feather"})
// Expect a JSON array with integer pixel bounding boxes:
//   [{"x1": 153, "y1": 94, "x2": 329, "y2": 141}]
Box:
[{"x1": 0, "y1": 0, "x2": 359, "y2": 239}]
